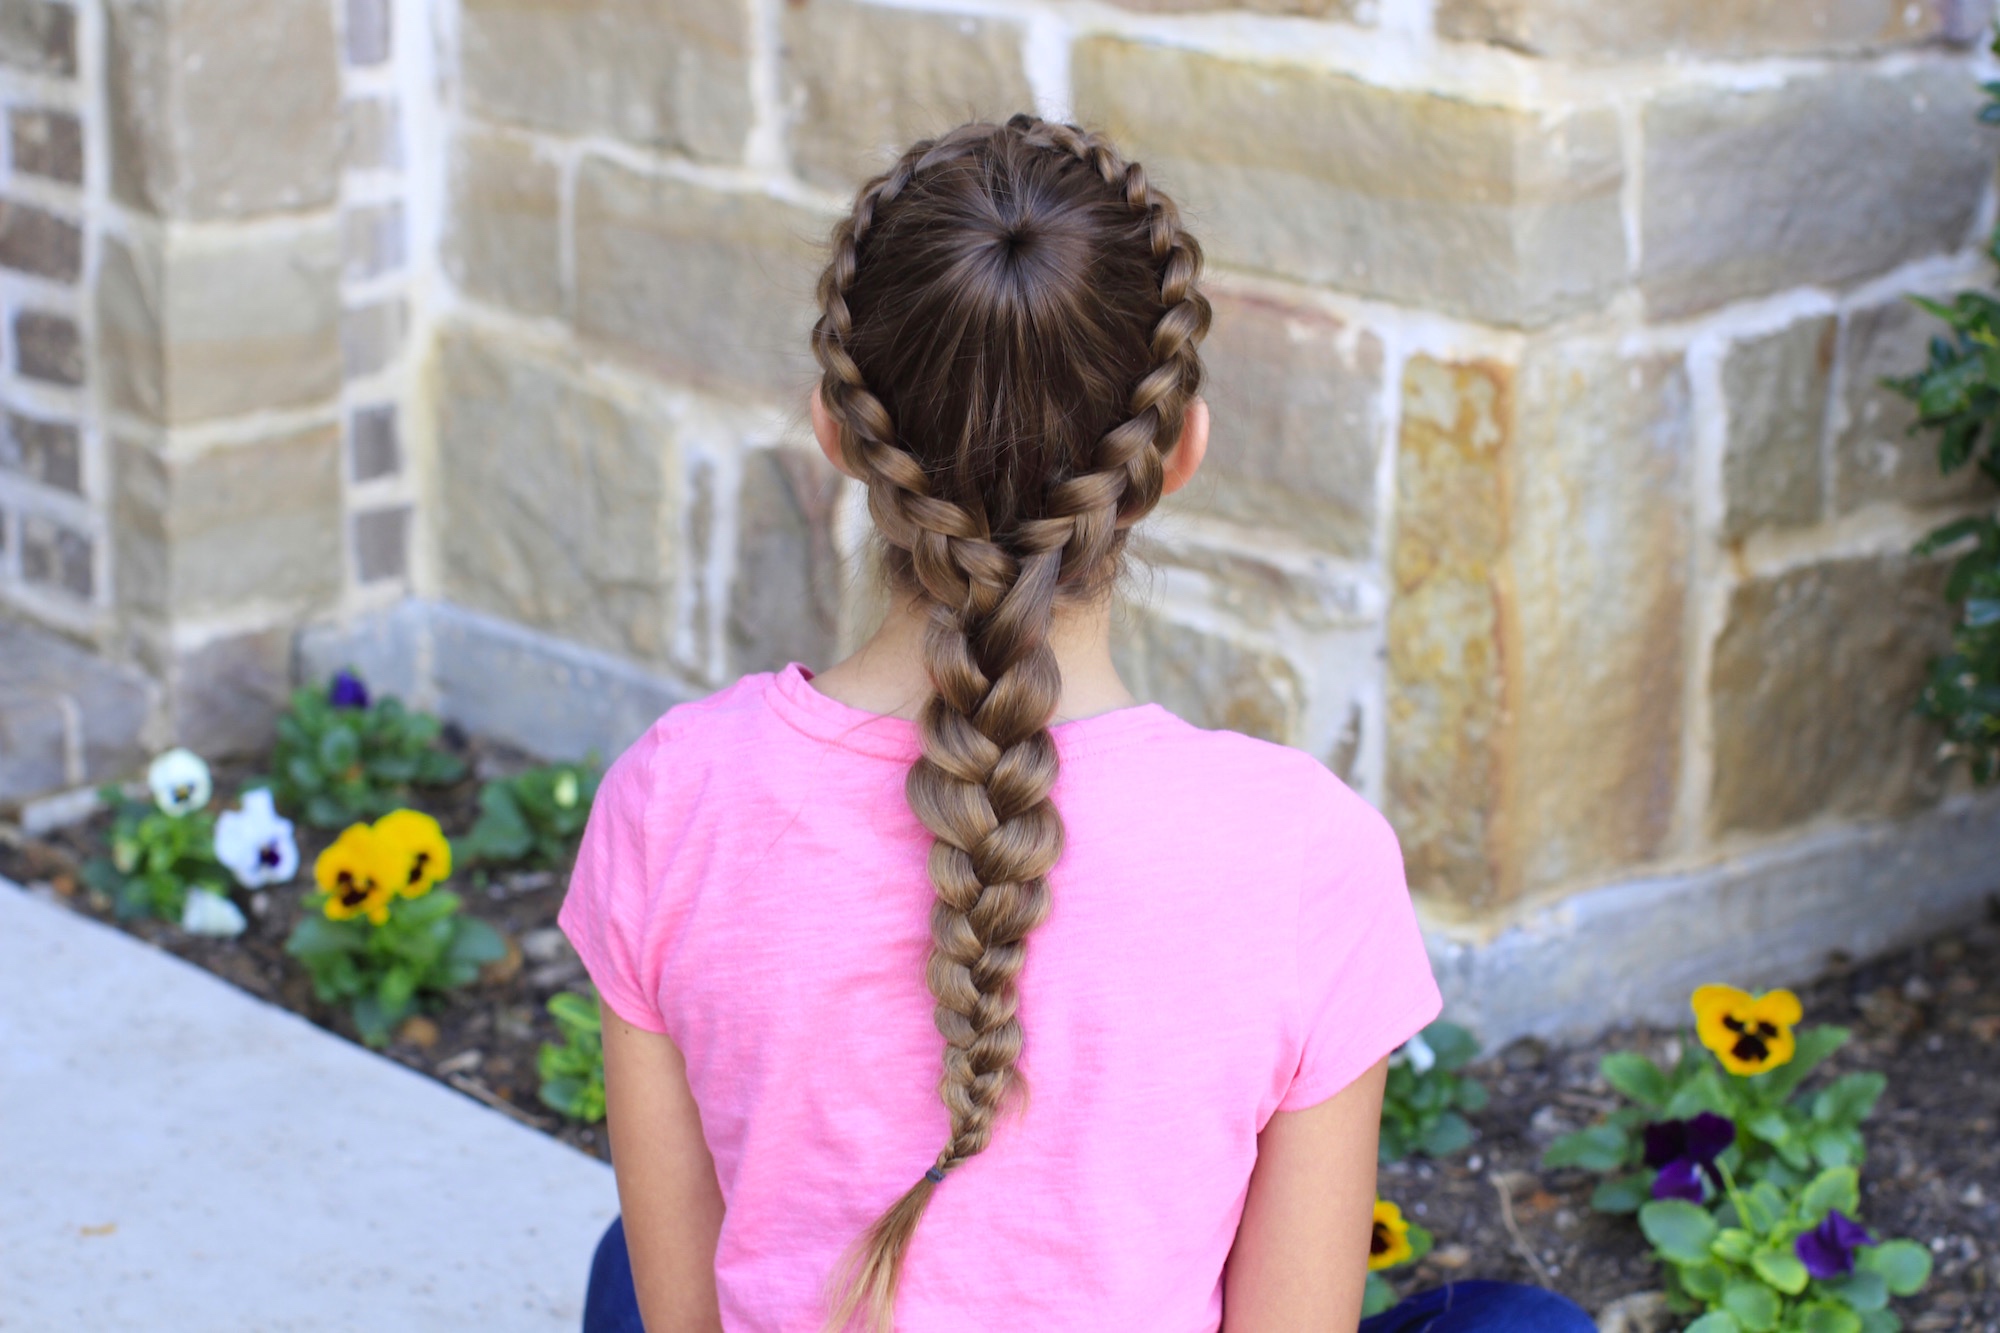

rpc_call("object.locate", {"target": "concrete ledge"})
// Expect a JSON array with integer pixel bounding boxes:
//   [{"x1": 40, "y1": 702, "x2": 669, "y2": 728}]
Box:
[
  {"x1": 1434, "y1": 795, "x2": 2000, "y2": 1044},
  {"x1": 0, "y1": 881, "x2": 617, "y2": 1331},
  {"x1": 299, "y1": 600, "x2": 699, "y2": 764}
]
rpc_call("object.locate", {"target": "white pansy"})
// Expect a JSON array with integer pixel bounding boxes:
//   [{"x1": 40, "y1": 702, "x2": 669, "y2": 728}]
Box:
[
  {"x1": 181, "y1": 888, "x2": 247, "y2": 937},
  {"x1": 213, "y1": 788, "x2": 299, "y2": 888},
  {"x1": 1395, "y1": 1031, "x2": 1437, "y2": 1076},
  {"x1": 147, "y1": 748, "x2": 213, "y2": 816},
  {"x1": 553, "y1": 770, "x2": 579, "y2": 809}
]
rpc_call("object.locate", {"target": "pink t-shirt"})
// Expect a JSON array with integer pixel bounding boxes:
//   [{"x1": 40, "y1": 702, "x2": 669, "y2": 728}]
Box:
[{"x1": 559, "y1": 663, "x2": 1441, "y2": 1332}]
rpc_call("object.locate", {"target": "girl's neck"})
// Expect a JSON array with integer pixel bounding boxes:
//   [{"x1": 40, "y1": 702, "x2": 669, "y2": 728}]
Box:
[{"x1": 806, "y1": 592, "x2": 1139, "y2": 725}]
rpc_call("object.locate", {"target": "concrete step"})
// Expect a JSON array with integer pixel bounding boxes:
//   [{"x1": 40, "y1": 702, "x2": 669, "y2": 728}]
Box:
[
  {"x1": 0, "y1": 880, "x2": 617, "y2": 1331},
  {"x1": 0, "y1": 615, "x2": 154, "y2": 809}
]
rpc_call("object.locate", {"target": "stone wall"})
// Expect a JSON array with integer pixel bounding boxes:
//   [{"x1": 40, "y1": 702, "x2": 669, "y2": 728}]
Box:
[{"x1": 7, "y1": 0, "x2": 2000, "y2": 1036}]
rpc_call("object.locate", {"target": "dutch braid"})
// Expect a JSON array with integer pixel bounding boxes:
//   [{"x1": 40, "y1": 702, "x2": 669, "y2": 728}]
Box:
[{"x1": 813, "y1": 116, "x2": 1210, "y2": 1332}]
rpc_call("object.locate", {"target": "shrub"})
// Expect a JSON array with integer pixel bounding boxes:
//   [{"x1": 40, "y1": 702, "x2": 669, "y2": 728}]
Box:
[
  {"x1": 455, "y1": 761, "x2": 601, "y2": 872},
  {"x1": 1380, "y1": 1020, "x2": 1487, "y2": 1161},
  {"x1": 538, "y1": 987, "x2": 607, "y2": 1124},
  {"x1": 284, "y1": 809, "x2": 505, "y2": 1046},
  {"x1": 267, "y1": 669, "x2": 466, "y2": 828},
  {"x1": 82, "y1": 749, "x2": 230, "y2": 922}
]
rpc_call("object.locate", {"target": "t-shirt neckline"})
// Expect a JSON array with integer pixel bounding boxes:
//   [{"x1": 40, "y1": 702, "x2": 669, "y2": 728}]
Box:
[{"x1": 763, "y1": 661, "x2": 1175, "y2": 761}]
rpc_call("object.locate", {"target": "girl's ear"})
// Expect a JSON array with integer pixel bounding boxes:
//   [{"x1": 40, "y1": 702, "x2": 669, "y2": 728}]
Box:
[
  {"x1": 810, "y1": 384, "x2": 861, "y2": 479},
  {"x1": 1161, "y1": 396, "x2": 1209, "y2": 497}
]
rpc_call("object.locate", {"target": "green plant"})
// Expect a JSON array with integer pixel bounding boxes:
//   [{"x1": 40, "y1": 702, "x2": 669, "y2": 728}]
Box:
[
  {"x1": 265, "y1": 669, "x2": 465, "y2": 829},
  {"x1": 283, "y1": 809, "x2": 504, "y2": 1046},
  {"x1": 82, "y1": 788, "x2": 229, "y2": 921},
  {"x1": 1640, "y1": 1164, "x2": 1930, "y2": 1333},
  {"x1": 1380, "y1": 1020, "x2": 1487, "y2": 1161},
  {"x1": 455, "y1": 761, "x2": 601, "y2": 871},
  {"x1": 1546, "y1": 987, "x2": 1882, "y2": 1212},
  {"x1": 538, "y1": 987, "x2": 607, "y2": 1123},
  {"x1": 1886, "y1": 33, "x2": 2000, "y2": 783}
]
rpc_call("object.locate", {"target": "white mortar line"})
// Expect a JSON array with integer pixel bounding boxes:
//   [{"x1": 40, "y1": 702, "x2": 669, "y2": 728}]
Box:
[
  {"x1": 1614, "y1": 97, "x2": 1645, "y2": 280},
  {"x1": 743, "y1": 0, "x2": 788, "y2": 176},
  {"x1": 1674, "y1": 333, "x2": 1730, "y2": 857},
  {"x1": 102, "y1": 403, "x2": 345, "y2": 458},
  {"x1": 1022, "y1": 8, "x2": 1075, "y2": 123}
]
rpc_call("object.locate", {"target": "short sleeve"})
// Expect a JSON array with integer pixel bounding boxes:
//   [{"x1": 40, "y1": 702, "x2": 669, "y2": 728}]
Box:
[
  {"x1": 1278, "y1": 786, "x2": 1442, "y2": 1112},
  {"x1": 558, "y1": 724, "x2": 671, "y2": 1033}
]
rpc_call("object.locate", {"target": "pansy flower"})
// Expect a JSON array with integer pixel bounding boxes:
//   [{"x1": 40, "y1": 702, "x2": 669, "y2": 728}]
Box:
[
  {"x1": 374, "y1": 809, "x2": 451, "y2": 898},
  {"x1": 1369, "y1": 1199, "x2": 1413, "y2": 1271},
  {"x1": 181, "y1": 888, "x2": 247, "y2": 937},
  {"x1": 147, "y1": 748, "x2": 213, "y2": 816},
  {"x1": 1643, "y1": 1111, "x2": 1735, "y2": 1202},
  {"x1": 315, "y1": 824, "x2": 397, "y2": 925},
  {"x1": 328, "y1": 669, "x2": 370, "y2": 710},
  {"x1": 1392, "y1": 1031, "x2": 1437, "y2": 1075},
  {"x1": 1692, "y1": 984, "x2": 1802, "y2": 1076},
  {"x1": 1796, "y1": 1210, "x2": 1875, "y2": 1280},
  {"x1": 214, "y1": 788, "x2": 298, "y2": 889}
]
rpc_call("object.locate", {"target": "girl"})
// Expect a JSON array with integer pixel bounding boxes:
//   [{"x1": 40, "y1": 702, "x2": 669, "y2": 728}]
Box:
[{"x1": 560, "y1": 116, "x2": 1597, "y2": 1332}]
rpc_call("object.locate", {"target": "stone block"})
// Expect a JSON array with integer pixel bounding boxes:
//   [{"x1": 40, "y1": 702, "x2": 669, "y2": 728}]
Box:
[
  {"x1": 341, "y1": 298, "x2": 405, "y2": 378},
  {"x1": 341, "y1": 97, "x2": 401, "y2": 172},
  {"x1": 13, "y1": 308, "x2": 81, "y2": 384},
  {"x1": 107, "y1": 0, "x2": 339, "y2": 220},
  {"x1": 349, "y1": 403, "x2": 398, "y2": 481},
  {"x1": 434, "y1": 328, "x2": 679, "y2": 664},
  {"x1": 1710, "y1": 555, "x2": 1950, "y2": 834},
  {"x1": 1169, "y1": 288, "x2": 1382, "y2": 556},
  {"x1": 444, "y1": 130, "x2": 561, "y2": 319},
  {"x1": 20, "y1": 512, "x2": 92, "y2": 597},
  {"x1": 1833, "y1": 297, "x2": 1986, "y2": 512},
  {"x1": 729, "y1": 446, "x2": 842, "y2": 675},
  {"x1": 1388, "y1": 357, "x2": 1511, "y2": 911},
  {"x1": 352, "y1": 505, "x2": 409, "y2": 583},
  {"x1": 1438, "y1": 0, "x2": 1992, "y2": 59},
  {"x1": 97, "y1": 226, "x2": 342, "y2": 424},
  {"x1": 0, "y1": 618, "x2": 154, "y2": 803},
  {"x1": 573, "y1": 158, "x2": 828, "y2": 401},
  {"x1": 9, "y1": 108, "x2": 83, "y2": 183},
  {"x1": 114, "y1": 424, "x2": 344, "y2": 618},
  {"x1": 2, "y1": 411, "x2": 82, "y2": 492},
  {"x1": 0, "y1": 200, "x2": 81, "y2": 282},
  {"x1": 0, "y1": 0, "x2": 75, "y2": 76},
  {"x1": 1388, "y1": 345, "x2": 1691, "y2": 913},
  {"x1": 344, "y1": 0, "x2": 389, "y2": 65},
  {"x1": 1071, "y1": 38, "x2": 1626, "y2": 328},
  {"x1": 169, "y1": 626, "x2": 292, "y2": 757},
  {"x1": 460, "y1": 0, "x2": 751, "y2": 163},
  {"x1": 781, "y1": 0, "x2": 1034, "y2": 190},
  {"x1": 1112, "y1": 606, "x2": 1303, "y2": 743},
  {"x1": 1721, "y1": 316, "x2": 1834, "y2": 540},
  {"x1": 0, "y1": 688, "x2": 69, "y2": 804},
  {"x1": 342, "y1": 201, "x2": 404, "y2": 280},
  {"x1": 1641, "y1": 67, "x2": 1990, "y2": 319}
]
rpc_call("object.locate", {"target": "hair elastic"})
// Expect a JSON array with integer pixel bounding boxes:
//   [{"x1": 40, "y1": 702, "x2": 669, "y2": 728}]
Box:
[{"x1": 924, "y1": 1166, "x2": 947, "y2": 1184}]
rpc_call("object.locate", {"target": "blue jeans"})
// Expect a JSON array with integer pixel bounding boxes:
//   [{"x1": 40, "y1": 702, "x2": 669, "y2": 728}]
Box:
[{"x1": 583, "y1": 1218, "x2": 1596, "y2": 1332}]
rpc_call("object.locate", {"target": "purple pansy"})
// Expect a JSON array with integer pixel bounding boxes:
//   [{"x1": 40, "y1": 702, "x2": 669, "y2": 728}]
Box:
[
  {"x1": 328, "y1": 669, "x2": 370, "y2": 710},
  {"x1": 1796, "y1": 1211, "x2": 1875, "y2": 1280},
  {"x1": 1643, "y1": 1111, "x2": 1735, "y2": 1202}
]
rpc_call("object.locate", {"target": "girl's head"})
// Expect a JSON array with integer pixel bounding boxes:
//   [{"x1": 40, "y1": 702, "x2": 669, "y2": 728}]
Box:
[{"x1": 810, "y1": 115, "x2": 1211, "y2": 1329}]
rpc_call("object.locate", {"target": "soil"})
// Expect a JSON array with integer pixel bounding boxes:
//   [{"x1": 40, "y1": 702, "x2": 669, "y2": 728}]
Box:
[{"x1": 4, "y1": 743, "x2": 1997, "y2": 1328}]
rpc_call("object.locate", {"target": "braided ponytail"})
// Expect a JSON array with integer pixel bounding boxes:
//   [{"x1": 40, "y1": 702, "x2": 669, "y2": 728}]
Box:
[{"x1": 812, "y1": 116, "x2": 1210, "y2": 1332}]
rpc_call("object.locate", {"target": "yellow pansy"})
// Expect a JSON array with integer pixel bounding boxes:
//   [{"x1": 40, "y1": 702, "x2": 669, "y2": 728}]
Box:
[
  {"x1": 315, "y1": 823, "x2": 397, "y2": 925},
  {"x1": 374, "y1": 809, "x2": 451, "y2": 899},
  {"x1": 1692, "y1": 984, "x2": 1802, "y2": 1076},
  {"x1": 1369, "y1": 1199, "x2": 1413, "y2": 1271}
]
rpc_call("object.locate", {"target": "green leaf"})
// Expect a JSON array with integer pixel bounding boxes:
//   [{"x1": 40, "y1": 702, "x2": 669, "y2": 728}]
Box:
[
  {"x1": 1685, "y1": 1314, "x2": 1742, "y2": 1333},
  {"x1": 318, "y1": 725, "x2": 361, "y2": 773},
  {"x1": 1813, "y1": 1073, "x2": 1886, "y2": 1127},
  {"x1": 1751, "y1": 1248, "x2": 1810, "y2": 1296},
  {"x1": 1711, "y1": 1228, "x2": 1756, "y2": 1263},
  {"x1": 1417, "y1": 1111, "x2": 1473, "y2": 1158},
  {"x1": 1798, "y1": 1303, "x2": 1863, "y2": 1333},
  {"x1": 1858, "y1": 1239, "x2": 1932, "y2": 1297},
  {"x1": 1800, "y1": 1167, "x2": 1861, "y2": 1223},
  {"x1": 1602, "y1": 1051, "x2": 1672, "y2": 1106},
  {"x1": 1746, "y1": 1108, "x2": 1795, "y2": 1146},
  {"x1": 1640, "y1": 1199, "x2": 1719, "y2": 1264},
  {"x1": 285, "y1": 915, "x2": 367, "y2": 959},
  {"x1": 1681, "y1": 1259, "x2": 1726, "y2": 1301},
  {"x1": 1544, "y1": 1122, "x2": 1631, "y2": 1172},
  {"x1": 1592, "y1": 1173, "x2": 1654, "y2": 1215},
  {"x1": 548, "y1": 990, "x2": 602, "y2": 1034},
  {"x1": 1722, "y1": 1279, "x2": 1781, "y2": 1332},
  {"x1": 1454, "y1": 1078, "x2": 1490, "y2": 1113},
  {"x1": 1857, "y1": 1312, "x2": 1901, "y2": 1333},
  {"x1": 1824, "y1": 1269, "x2": 1889, "y2": 1313},
  {"x1": 1809, "y1": 1126, "x2": 1858, "y2": 1169},
  {"x1": 1422, "y1": 1021, "x2": 1480, "y2": 1069},
  {"x1": 447, "y1": 917, "x2": 508, "y2": 967},
  {"x1": 1361, "y1": 1274, "x2": 1398, "y2": 1318},
  {"x1": 1739, "y1": 1181, "x2": 1788, "y2": 1237},
  {"x1": 1758, "y1": 1025, "x2": 1849, "y2": 1102}
]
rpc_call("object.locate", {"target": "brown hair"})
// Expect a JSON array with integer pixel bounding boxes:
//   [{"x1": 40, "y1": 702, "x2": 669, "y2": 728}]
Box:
[{"x1": 811, "y1": 115, "x2": 1210, "y2": 1330}]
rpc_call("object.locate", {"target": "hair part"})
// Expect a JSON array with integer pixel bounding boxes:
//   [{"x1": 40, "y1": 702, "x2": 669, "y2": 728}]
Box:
[{"x1": 811, "y1": 115, "x2": 1210, "y2": 1332}]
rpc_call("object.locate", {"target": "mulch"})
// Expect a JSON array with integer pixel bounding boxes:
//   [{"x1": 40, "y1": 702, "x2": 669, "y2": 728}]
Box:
[{"x1": 4, "y1": 744, "x2": 1996, "y2": 1328}]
